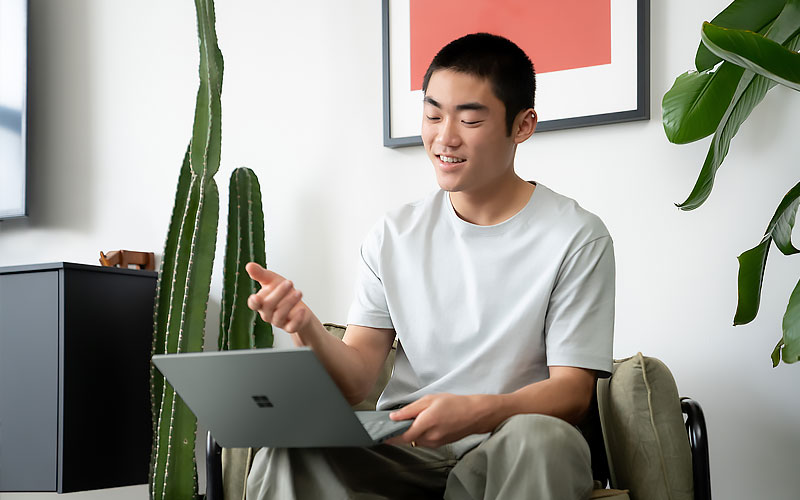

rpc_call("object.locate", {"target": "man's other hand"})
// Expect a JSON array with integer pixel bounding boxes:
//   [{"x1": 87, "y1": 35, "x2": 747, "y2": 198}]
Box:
[
  {"x1": 386, "y1": 393, "x2": 490, "y2": 448},
  {"x1": 245, "y1": 262, "x2": 312, "y2": 334}
]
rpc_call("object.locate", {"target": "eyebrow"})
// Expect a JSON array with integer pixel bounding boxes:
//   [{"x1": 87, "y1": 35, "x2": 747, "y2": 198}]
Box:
[{"x1": 423, "y1": 96, "x2": 488, "y2": 112}]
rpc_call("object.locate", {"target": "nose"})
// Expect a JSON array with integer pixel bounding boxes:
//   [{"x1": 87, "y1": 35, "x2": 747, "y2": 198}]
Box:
[{"x1": 436, "y1": 117, "x2": 461, "y2": 148}]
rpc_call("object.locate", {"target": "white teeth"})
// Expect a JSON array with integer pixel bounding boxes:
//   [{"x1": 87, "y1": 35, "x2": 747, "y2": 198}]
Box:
[{"x1": 439, "y1": 155, "x2": 465, "y2": 163}]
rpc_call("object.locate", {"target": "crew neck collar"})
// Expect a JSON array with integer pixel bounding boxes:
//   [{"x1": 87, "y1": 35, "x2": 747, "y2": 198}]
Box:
[{"x1": 445, "y1": 181, "x2": 541, "y2": 236}]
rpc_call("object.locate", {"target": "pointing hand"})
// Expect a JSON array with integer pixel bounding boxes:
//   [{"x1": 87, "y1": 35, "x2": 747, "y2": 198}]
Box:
[{"x1": 245, "y1": 262, "x2": 312, "y2": 334}]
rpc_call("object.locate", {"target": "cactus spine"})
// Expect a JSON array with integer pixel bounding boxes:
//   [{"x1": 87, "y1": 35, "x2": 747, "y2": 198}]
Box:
[
  {"x1": 150, "y1": 0, "x2": 223, "y2": 498},
  {"x1": 220, "y1": 167, "x2": 273, "y2": 351}
]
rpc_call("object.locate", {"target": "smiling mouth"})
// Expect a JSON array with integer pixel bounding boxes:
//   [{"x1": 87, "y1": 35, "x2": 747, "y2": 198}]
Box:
[{"x1": 437, "y1": 154, "x2": 466, "y2": 164}]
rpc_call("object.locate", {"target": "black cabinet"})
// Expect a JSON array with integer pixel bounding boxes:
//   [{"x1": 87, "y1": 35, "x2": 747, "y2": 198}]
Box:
[{"x1": 0, "y1": 262, "x2": 156, "y2": 493}]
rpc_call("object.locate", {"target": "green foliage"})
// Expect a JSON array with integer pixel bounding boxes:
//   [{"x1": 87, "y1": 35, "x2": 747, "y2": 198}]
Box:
[
  {"x1": 662, "y1": 63, "x2": 743, "y2": 145},
  {"x1": 220, "y1": 167, "x2": 273, "y2": 351},
  {"x1": 693, "y1": 0, "x2": 786, "y2": 71},
  {"x1": 777, "y1": 280, "x2": 800, "y2": 364},
  {"x1": 150, "y1": 0, "x2": 223, "y2": 498},
  {"x1": 701, "y1": 22, "x2": 800, "y2": 91},
  {"x1": 735, "y1": 183, "x2": 800, "y2": 365},
  {"x1": 663, "y1": 0, "x2": 800, "y2": 365}
]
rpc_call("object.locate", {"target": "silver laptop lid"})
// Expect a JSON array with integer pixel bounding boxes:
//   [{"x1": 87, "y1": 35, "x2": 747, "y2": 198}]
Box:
[{"x1": 152, "y1": 348, "x2": 377, "y2": 448}]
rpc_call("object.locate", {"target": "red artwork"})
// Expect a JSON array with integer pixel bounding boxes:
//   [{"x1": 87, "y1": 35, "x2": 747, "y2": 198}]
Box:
[{"x1": 409, "y1": 0, "x2": 611, "y2": 91}]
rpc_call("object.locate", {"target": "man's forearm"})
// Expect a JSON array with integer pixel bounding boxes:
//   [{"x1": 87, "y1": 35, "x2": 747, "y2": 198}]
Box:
[
  {"x1": 294, "y1": 316, "x2": 376, "y2": 404},
  {"x1": 471, "y1": 370, "x2": 596, "y2": 433}
]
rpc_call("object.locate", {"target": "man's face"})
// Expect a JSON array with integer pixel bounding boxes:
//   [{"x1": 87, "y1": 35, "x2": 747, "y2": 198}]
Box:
[{"x1": 421, "y1": 69, "x2": 518, "y2": 195}]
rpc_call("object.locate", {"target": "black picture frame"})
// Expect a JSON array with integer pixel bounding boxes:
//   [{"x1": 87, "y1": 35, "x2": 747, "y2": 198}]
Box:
[{"x1": 381, "y1": 0, "x2": 650, "y2": 148}]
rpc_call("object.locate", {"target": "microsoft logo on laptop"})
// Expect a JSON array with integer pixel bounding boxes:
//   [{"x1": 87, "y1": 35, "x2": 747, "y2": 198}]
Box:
[{"x1": 251, "y1": 395, "x2": 274, "y2": 408}]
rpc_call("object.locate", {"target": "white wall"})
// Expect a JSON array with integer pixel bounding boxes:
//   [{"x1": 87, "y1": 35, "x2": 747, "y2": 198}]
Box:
[{"x1": 1, "y1": 1, "x2": 798, "y2": 499}]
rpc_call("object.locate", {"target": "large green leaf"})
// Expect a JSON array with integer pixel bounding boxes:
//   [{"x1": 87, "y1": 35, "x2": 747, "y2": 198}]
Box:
[
  {"x1": 695, "y1": 0, "x2": 786, "y2": 71},
  {"x1": 676, "y1": 72, "x2": 775, "y2": 210},
  {"x1": 779, "y1": 277, "x2": 800, "y2": 365},
  {"x1": 676, "y1": 1, "x2": 800, "y2": 210},
  {"x1": 771, "y1": 337, "x2": 784, "y2": 366},
  {"x1": 767, "y1": 181, "x2": 800, "y2": 255},
  {"x1": 734, "y1": 238, "x2": 770, "y2": 325},
  {"x1": 662, "y1": 63, "x2": 743, "y2": 144},
  {"x1": 664, "y1": 19, "x2": 779, "y2": 145},
  {"x1": 701, "y1": 22, "x2": 800, "y2": 91},
  {"x1": 734, "y1": 181, "x2": 800, "y2": 326}
]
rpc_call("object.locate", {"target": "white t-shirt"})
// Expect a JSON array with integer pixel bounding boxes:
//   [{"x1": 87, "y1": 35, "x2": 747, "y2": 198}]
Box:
[{"x1": 347, "y1": 183, "x2": 615, "y2": 411}]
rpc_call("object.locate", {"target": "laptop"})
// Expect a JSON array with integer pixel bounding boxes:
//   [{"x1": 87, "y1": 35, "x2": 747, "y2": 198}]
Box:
[{"x1": 151, "y1": 347, "x2": 413, "y2": 448}]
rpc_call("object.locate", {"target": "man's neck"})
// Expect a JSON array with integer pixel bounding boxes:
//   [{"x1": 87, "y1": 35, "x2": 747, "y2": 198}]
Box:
[{"x1": 449, "y1": 175, "x2": 535, "y2": 226}]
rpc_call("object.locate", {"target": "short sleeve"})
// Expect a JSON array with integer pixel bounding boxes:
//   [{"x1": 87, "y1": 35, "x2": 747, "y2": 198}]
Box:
[
  {"x1": 545, "y1": 235, "x2": 615, "y2": 377},
  {"x1": 346, "y1": 221, "x2": 394, "y2": 329}
]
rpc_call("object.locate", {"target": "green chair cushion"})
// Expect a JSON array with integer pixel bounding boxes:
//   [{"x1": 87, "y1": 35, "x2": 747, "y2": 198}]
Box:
[{"x1": 597, "y1": 353, "x2": 694, "y2": 500}]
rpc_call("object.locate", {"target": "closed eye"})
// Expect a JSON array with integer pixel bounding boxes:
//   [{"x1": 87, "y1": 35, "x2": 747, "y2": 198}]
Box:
[
  {"x1": 462, "y1": 120, "x2": 482, "y2": 126},
  {"x1": 426, "y1": 116, "x2": 441, "y2": 121}
]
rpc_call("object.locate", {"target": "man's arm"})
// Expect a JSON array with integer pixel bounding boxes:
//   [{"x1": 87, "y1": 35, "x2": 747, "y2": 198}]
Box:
[
  {"x1": 387, "y1": 366, "x2": 595, "y2": 448},
  {"x1": 245, "y1": 262, "x2": 395, "y2": 404}
]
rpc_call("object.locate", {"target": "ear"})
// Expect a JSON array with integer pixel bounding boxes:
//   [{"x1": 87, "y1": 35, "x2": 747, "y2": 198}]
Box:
[{"x1": 512, "y1": 108, "x2": 537, "y2": 144}]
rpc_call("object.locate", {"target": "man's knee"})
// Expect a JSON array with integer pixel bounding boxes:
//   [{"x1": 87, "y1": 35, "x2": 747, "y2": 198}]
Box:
[{"x1": 493, "y1": 414, "x2": 589, "y2": 457}]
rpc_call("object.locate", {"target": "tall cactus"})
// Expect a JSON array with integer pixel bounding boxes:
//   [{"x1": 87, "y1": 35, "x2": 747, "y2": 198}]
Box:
[
  {"x1": 216, "y1": 168, "x2": 272, "y2": 500},
  {"x1": 220, "y1": 167, "x2": 273, "y2": 351},
  {"x1": 150, "y1": 0, "x2": 223, "y2": 498}
]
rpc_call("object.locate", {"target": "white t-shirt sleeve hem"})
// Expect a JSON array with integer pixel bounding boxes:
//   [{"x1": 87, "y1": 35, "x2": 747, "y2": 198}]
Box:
[
  {"x1": 546, "y1": 353, "x2": 613, "y2": 379},
  {"x1": 345, "y1": 311, "x2": 394, "y2": 330}
]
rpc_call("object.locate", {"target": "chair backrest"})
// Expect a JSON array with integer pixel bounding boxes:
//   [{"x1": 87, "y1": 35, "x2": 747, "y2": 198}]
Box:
[{"x1": 596, "y1": 353, "x2": 695, "y2": 500}]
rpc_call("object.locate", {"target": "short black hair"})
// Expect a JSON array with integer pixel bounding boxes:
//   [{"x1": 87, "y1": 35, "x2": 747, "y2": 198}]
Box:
[{"x1": 422, "y1": 33, "x2": 536, "y2": 136}]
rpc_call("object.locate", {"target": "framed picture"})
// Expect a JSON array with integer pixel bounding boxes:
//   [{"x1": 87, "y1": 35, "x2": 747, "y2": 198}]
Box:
[{"x1": 381, "y1": 0, "x2": 650, "y2": 148}]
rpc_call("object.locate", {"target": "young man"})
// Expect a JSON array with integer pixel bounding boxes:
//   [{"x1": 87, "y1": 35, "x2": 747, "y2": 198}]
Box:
[{"x1": 246, "y1": 33, "x2": 614, "y2": 499}]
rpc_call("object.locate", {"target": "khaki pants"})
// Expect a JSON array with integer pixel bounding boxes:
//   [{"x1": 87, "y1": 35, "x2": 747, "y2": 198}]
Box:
[{"x1": 246, "y1": 414, "x2": 594, "y2": 500}]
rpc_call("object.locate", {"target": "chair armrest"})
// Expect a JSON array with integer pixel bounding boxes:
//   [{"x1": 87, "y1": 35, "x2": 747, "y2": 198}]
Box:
[
  {"x1": 681, "y1": 398, "x2": 711, "y2": 500},
  {"x1": 206, "y1": 431, "x2": 223, "y2": 500}
]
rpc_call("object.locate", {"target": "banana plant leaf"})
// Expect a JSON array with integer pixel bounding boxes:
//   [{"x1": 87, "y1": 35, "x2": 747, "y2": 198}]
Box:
[
  {"x1": 735, "y1": 239, "x2": 771, "y2": 326},
  {"x1": 701, "y1": 21, "x2": 800, "y2": 91},
  {"x1": 695, "y1": 0, "x2": 786, "y2": 71},
  {"x1": 663, "y1": 19, "x2": 777, "y2": 145},
  {"x1": 662, "y1": 63, "x2": 743, "y2": 144},
  {"x1": 777, "y1": 278, "x2": 800, "y2": 365},
  {"x1": 675, "y1": 0, "x2": 800, "y2": 210},
  {"x1": 667, "y1": 0, "x2": 786, "y2": 146},
  {"x1": 735, "y1": 181, "x2": 800, "y2": 326}
]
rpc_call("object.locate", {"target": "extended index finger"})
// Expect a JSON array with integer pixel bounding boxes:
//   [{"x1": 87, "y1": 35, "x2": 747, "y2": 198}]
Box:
[{"x1": 245, "y1": 262, "x2": 283, "y2": 286}]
